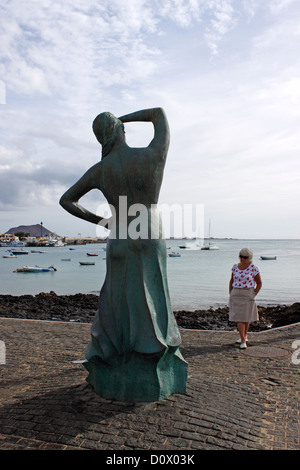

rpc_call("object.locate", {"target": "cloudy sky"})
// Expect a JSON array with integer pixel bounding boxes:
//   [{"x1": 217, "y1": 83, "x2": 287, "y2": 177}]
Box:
[{"x1": 0, "y1": 0, "x2": 299, "y2": 239}]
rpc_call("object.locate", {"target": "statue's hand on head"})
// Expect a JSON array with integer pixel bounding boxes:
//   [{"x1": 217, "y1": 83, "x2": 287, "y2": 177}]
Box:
[{"x1": 59, "y1": 108, "x2": 169, "y2": 225}]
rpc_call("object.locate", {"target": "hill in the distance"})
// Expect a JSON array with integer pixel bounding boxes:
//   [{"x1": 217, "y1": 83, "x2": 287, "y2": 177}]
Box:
[{"x1": 5, "y1": 224, "x2": 60, "y2": 238}]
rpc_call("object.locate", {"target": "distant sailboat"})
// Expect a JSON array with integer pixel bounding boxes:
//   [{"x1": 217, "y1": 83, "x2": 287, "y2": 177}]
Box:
[{"x1": 200, "y1": 219, "x2": 219, "y2": 250}]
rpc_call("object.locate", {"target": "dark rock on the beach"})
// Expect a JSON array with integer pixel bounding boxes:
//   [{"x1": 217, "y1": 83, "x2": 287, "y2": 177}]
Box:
[
  {"x1": 0, "y1": 292, "x2": 99, "y2": 323},
  {"x1": 257, "y1": 303, "x2": 300, "y2": 330},
  {"x1": 174, "y1": 307, "x2": 234, "y2": 330},
  {"x1": 0, "y1": 293, "x2": 299, "y2": 331},
  {"x1": 174, "y1": 303, "x2": 300, "y2": 332}
]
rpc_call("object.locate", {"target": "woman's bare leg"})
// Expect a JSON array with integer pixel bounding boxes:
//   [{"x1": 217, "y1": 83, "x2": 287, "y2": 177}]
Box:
[
  {"x1": 245, "y1": 322, "x2": 250, "y2": 341},
  {"x1": 238, "y1": 322, "x2": 247, "y2": 343}
]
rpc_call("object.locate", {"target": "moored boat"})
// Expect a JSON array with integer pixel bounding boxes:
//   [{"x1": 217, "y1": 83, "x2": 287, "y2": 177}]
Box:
[{"x1": 16, "y1": 265, "x2": 57, "y2": 273}]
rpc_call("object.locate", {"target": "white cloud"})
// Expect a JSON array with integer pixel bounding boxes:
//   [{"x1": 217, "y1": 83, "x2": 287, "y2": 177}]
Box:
[
  {"x1": 269, "y1": 0, "x2": 298, "y2": 14},
  {"x1": 0, "y1": 0, "x2": 300, "y2": 237}
]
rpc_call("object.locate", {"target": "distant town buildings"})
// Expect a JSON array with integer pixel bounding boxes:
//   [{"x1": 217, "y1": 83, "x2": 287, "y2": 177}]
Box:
[
  {"x1": 0, "y1": 232, "x2": 107, "y2": 246},
  {"x1": 0, "y1": 233, "x2": 16, "y2": 243}
]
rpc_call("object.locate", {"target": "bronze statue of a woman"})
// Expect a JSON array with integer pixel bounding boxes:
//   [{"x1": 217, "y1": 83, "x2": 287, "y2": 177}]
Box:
[{"x1": 60, "y1": 108, "x2": 188, "y2": 402}]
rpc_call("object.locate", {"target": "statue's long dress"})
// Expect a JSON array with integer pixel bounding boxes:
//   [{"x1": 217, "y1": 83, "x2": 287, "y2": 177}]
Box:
[{"x1": 84, "y1": 150, "x2": 188, "y2": 402}]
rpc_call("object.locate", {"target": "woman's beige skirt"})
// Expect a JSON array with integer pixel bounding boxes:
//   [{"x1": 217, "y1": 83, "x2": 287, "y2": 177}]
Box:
[{"x1": 229, "y1": 287, "x2": 259, "y2": 323}]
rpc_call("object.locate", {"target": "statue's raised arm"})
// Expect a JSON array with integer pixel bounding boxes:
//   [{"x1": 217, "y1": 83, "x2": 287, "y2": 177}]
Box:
[{"x1": 118, "y1": 107, "x2": 170, "y2": 159}]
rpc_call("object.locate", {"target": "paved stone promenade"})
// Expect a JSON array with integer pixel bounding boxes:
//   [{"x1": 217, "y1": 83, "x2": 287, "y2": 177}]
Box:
[{"x1": 0, "y1": 318, "x2": 299, "y2": 451}]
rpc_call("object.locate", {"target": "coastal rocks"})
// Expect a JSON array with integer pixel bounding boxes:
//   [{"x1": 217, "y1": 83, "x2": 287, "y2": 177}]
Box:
[
  {"x1": 174, "y1": 307, "x2": 234, "y2": 331},
  {"x1": 0, "y1": 293, "x2": 98, "y2": 323},
  {"x1": 0, "y1": 293, "x2": 299, "y2": 331},
  {"x1": 257, "y1": 303, "x2": 300, "y2": 330},
  {"x1": 174, "y1": 304, "x2": 300, "y2": 332}
]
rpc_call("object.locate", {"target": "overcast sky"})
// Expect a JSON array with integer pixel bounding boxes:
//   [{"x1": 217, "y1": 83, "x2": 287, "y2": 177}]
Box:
[{"x1": 0, "y1": 0, "x2": 299, "y2": 239}]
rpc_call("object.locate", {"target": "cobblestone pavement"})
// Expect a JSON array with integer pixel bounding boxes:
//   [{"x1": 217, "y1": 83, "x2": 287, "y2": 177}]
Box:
[{"x1": 0, "y1": 318, "x2": 299, "y2": 451}]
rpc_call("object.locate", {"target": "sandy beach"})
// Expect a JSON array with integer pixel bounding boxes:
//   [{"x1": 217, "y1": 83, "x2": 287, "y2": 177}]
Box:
[{"x1": 0, "y1": 292, "x2": 299, "y2": 331}]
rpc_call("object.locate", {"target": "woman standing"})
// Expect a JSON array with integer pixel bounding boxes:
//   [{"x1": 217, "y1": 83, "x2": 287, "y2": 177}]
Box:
[{"x1": 229, "y1": 248, "x2": 262, "y2": 349}]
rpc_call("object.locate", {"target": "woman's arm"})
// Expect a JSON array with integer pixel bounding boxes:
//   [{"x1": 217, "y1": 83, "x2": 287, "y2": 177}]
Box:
[
  {"x1": 229, "y1": 273, "x2": 234, "y2": 294},
  {"x1": 118, "y1": 107, "x2": 170, "y2": 156},
  {"x1": 59, "y1": 163, "x2": 106, "y2": 226},
  {"x1": 254, "y1": 273, "x2": 262, "y2": 296}
]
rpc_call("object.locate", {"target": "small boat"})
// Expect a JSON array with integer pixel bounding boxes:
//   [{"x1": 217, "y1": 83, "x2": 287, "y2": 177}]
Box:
[
  {"x1": 2, "y1": 254, "x2": 18, "y2": 258},
  {"x1": 200, "y1": 243, "x2": 219, "y2": 250},
  {"x1": 47, "y1": 238, "x2": 65, "y2": 247},
  {"x1": 86, "y1": 253, "x2": 98, "y2": 256},
  {"x1": 8, "y1": 249, "x2": 29, "y2": 255},
  {"x1": 17, "y1": 265, "x2": 57, "y2": 273},
  {"x1": 199, "y1": 219, "x2": 219, "y2": 250},
  {"x1": 198, "y1": 238, "x2": 219, "y2": 250},
  {"x1": 168, "y1": 252, "x2": 181, "y2": 257},
  {"x1": 79, "y1": 261, "x2": 95, "y2": 265},
  {"x1": 259, "y1": 256, "x2": 277, "y2": 260},
  {"x1": 200, "y1": 244, "x2": 210, "y2": 250},
  {"x1": 61, "y1": 258, "x2": 71, "y2": 261}
]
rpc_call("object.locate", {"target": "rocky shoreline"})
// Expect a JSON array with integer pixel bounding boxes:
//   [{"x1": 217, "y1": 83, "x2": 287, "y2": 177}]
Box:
[{"x1": 0, "y1": 292, "x2": 299, "y2": 332}]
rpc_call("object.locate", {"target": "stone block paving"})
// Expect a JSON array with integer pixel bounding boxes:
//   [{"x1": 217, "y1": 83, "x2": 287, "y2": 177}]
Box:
[{"x1": 0, "y1": 318, "x2": 299, "y2": 451}]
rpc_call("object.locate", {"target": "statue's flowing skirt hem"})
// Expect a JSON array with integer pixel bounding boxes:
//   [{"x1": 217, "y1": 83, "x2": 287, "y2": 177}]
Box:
[{"x1": 83, "y1": 348, "x2": 188, "y2": 403}]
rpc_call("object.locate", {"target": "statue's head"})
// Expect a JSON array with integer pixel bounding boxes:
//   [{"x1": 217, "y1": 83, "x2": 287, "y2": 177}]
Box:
[{"x1": 93, "y1": 112, "x2": 123, "y2": 158}]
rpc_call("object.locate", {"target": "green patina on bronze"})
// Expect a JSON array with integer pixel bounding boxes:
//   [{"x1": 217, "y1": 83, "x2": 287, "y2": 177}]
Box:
[{"x1": 60, "y1": 108, "x2": 188, "y2": 402}]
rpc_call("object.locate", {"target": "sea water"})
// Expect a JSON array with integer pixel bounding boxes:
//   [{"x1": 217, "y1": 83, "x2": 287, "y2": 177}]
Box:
[{"x1": 0, "y1": 239, "x2": 299, "y2": 309}]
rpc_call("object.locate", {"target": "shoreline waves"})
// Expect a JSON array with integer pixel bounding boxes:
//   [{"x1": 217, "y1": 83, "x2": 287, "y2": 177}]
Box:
[{"x1": 0, "y1": 292, "x2": 299, "y2": 332}]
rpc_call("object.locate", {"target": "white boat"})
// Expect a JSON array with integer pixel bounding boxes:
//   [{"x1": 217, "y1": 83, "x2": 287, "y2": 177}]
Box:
[
  {"x1": 2, "y1": 254, "x2": 18, "y2": 258},
  {"x1": 47, "y1": 237, "x2": 65, "y2": 247},
  {"x1": 201, "y1": 243, "x2": 219, "y2": 250},
  {"x1": 168, "y1": 252, "x2": 181, "y2": 257},
  {"x1": 200, "y1": 219, "x2": 219, "y2": 250},
  {"x1": 259, "y1": 256, "x2": 277, "y2": 260},
  {"x1": 197, "y1": 239, "x2": 219, "y2": 250},
  {"x1": 79, "y1": 261, "x2": 95, "y2": 265},
  {"x1": 200, "y1": 243, "x2": 210, "y2": 250},
  {"x1": 8, "y1": 249, "x2": 29, "y2": 255},
  {"x1": 20, "y1": 265, "x2": 57, "y2": 273}
]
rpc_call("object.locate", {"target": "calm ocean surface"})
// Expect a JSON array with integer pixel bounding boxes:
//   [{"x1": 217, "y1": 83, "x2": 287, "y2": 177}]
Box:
[{"x1": 1, "y1": 239, "x2": 299, "y2": 309}]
